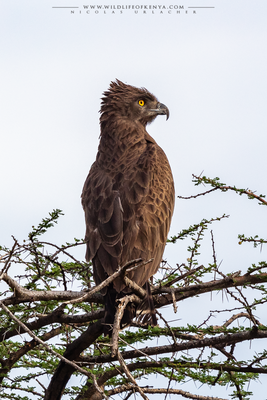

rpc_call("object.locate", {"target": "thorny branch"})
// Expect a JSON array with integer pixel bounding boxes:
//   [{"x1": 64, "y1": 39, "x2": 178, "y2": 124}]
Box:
[
  {"x1": 178, "y1": 174, "x2": 267, "y2": 206},
  {"x1": 0, "y1": 259, "x2": 152, "y2": 306},
  {"x1": 0, "y1": 240, "x2": 18, "y2": 277},
  {"x1": 117, "y1": 350, "x2": 149, "y2": 400},
  {"x1": 0, "y1": 301, "x2": 95, "y2": 379},
  {"x1": 0, "y1": 301, "x2": 107, "y2": 400},
  {"x1": 107, "y1": 385, "x2": 228, "y2": 400},
  {"x1": 80, "y1": 328, "x2": 267, "y2": 366}
]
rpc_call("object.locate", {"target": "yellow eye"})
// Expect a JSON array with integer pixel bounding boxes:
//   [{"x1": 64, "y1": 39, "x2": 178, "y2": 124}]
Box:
[{"x1": 138, "y1": 99, "x2": 145, "y2": 107}]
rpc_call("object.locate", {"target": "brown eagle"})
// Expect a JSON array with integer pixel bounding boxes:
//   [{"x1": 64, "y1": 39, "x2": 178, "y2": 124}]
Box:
[{"x1": 82, "y1": 80, "x2": 174, "y2": 334}]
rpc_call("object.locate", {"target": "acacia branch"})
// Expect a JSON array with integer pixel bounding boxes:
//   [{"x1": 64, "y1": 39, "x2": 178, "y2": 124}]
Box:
[
  {"x1": 107, "y1": 385, "x2": 227, "y2": 400},
  {"x1": 181, "y1": 174, "x2": 267, "y2": 206},
  {"x1": 97, "y1": 359, "x2": 267, "y2": 396},
  {"x1": 123, "y1": 276, "x2": 147, "y2": 298},
  {"x1": 83, "y1": 356, "x2": 247, "y2": 399},
  {"x1": 161, "y1": 265, "x2": 204, "y2": 287},
  {"x1": 112, "y1": 294, "x2": 138, "y2": 357},
  {"x1": 117, "y1": 350, "x2": 149, "y2": 400},
  {"x1": 0, "y1": 301, "x2": 99, "y2": 379},
  {"x1": 1, "y1": 381, "x2": 43, "y2": 397},
  {"x1": 0, "y1": 307, "x2": 104, "y2": 342},
  {"x1": 154, "y1": 272, "x2": 267, "y2": 309},
  {"x1": 0, "y1": 239, "x2": 17, "y2": 277},
  {"x1": 0, "y1": 326, "x2": 62, "y2": 383},
  {"x1": 81, "y1": 327, "x2": 267, "y2": 365},
  {"x1": 44, "y1": 319, "x2": 104, "y2": 400},
  {"x1": 1, "y1": 272, "x2": 100, "y2": 305},
  {"x1": 0, "y1": 259, "x2": 150, "y2": 308},
  {"x1": 0, "y1": 300, "x2": 106, "y2": 400},
  {"x1": 3, "y1": 264, "x2": 266, "y2": 315}
]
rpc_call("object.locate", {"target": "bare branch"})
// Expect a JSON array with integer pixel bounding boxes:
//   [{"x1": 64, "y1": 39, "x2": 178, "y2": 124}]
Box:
[
  {"x1": 123, "y1": 276, "x2": 147, "y2": 298},
  {"x1": 154, "y1": 272, "x2": 267, "y2": 309},
  {"x1": 107, "y1": 386, "x2": 228, "y2": 400},
  {"x1": 112, "y1": 294, "x2": 138, "y2": 357},
  {"x1": 0, "y1": 239, "x2": 17, "y2": 278},
  {"x1": 117, "y1": 350, "x2": 149, "y2": 400},
  {"x1": 190, "y1": 174, "x2": 267, "y2": 206},
  {"x1": 82, "y1": 327, "x2": 267, "y2": 365}
]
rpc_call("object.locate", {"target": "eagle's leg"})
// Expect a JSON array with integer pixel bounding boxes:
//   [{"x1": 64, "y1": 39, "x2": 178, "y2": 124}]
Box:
[
  {"x1": 136, "y1": 281, "x2": 158, "y2": 326},
  {"x1": 145, "y1": 281, "x2": 157, "y2": 326},
  {"x1": 103, "y1": 285, "x2": 117, "y2": 337},
  {"x1": 103, "y1": 285, "x2": 136, "y2": 336}
]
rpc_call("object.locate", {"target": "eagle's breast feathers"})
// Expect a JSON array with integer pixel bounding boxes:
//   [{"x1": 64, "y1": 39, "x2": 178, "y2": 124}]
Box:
[{"x1": 82, "y1": 79, "x2": 174, "y2": 330}]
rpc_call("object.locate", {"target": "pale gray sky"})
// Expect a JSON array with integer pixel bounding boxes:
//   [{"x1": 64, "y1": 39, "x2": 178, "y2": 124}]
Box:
[{"x1": 1, "y1": 1, "x2": 267, "y2": 398}]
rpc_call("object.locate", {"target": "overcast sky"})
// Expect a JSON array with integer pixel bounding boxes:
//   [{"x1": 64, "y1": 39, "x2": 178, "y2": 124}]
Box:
[{"x1": 1, "y1": 0, "x2": 267, "y2": 398}]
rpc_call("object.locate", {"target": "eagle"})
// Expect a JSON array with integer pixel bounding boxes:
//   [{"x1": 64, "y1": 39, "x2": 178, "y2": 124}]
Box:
[{"x1": 82, "y1": 79, "x2": 174, "y2": 334}]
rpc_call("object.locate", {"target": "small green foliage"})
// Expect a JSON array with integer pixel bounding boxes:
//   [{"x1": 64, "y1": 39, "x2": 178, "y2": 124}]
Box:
[
  {"x1": 191, "y1": 174, "x2": 267, "y2": 206},
  {"x1": 28, "y1": 209, "x2": 64, "y2": 240},
  {"x1": 168, "y1": 214, "x2": 229, "y2": 244},
  {"x1": 238, "y1": 233, "x2": 267, "y2": 248}
]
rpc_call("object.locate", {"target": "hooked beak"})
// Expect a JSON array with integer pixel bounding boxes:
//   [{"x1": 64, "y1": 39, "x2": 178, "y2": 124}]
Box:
[{"x1": 149, "y1": 102, "x2": 170, "y2": 120}]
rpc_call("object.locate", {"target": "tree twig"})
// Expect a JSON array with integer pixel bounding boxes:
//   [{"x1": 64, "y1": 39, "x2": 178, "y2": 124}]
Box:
[
  {"x1": 111, "y1": 294, "x2": 138, "y2": 357},
  {"x1": 117, "y1": 350, "x2": 149, "y2": 400}
]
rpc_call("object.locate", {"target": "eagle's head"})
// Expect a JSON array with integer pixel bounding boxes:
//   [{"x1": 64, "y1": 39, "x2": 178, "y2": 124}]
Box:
[{"x1": 100, "y1": 79, "x2": 169, "y2": 127}]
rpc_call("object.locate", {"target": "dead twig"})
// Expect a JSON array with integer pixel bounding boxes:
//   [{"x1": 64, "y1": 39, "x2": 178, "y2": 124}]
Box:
[
  {"x1": 117, "y1": 350, "x2": 149, "y2": 400},
  {"x1": 171, "y1": 289, "x2": 177, "y2": 313},
  {"x1": 107, "y1": 384, "x2": 228, "y2": 400},
  {"x1": 123, "y1": 276, "x2": 146, "y2": 298},
  {"x1": 111, "y1": 294, "x2": 138, "y2": 357},
  {"x1": 0, "y1": 239, "x2": 18, "y2": 278}
]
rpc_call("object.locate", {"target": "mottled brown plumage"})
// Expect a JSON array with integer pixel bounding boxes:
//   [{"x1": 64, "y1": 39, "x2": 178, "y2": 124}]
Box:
[{"x1": 82, "y1": 79, "x2": 174, "y2": 333}]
